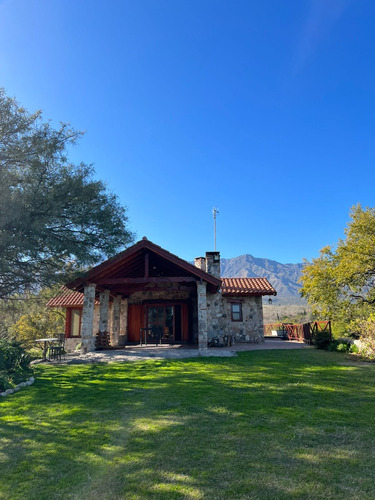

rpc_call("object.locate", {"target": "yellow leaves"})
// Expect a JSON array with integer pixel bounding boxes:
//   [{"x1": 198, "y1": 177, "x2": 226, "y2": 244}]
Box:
[
  {"x1": 9, "y1": 308, "x2": 64, "y2": 346},
  {"x1": 300, "y1": 206, "x2": 375, "y2": 325}
]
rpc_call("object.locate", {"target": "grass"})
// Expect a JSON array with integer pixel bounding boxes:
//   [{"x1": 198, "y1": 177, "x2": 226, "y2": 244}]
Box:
[{"x1": 1, "y1": 349, "x2": 375, "y2": 500}]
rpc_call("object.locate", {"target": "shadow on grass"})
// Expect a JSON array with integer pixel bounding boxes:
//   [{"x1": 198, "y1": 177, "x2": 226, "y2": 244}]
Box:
[{"x1": 1, "y1": 350, "x2": 375, "y2": 499}]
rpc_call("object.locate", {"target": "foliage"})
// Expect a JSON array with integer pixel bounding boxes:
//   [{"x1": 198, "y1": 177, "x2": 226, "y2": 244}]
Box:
[
  {"x1": 331, "y1": 320, "x2": 353, "y2": 339},
  {"x1": 327, "y1": 338, "x2": 352, "y2": 353},
  {"x1": 0, "y1": 286, "x2": 64, "y2": 343},
  {"x1": 336, "y1": 342, "x2": 351, "y2": 353},
  {"x1": 300, "y1": 205, "x2": 375, "y2": 333},
  {"x1": 0, "y1": 338, "x2": 32, "y2": 391},
  {"x1": 1, "y1": 351, "x2": 375, "y2": 499},
  {"x1": 0, "y1": 88, "x2": 134, "y2": 299},
  {"x1": 0, "y1": 296, "x2": 28, "y2": 340},
  {"x1": 314, "y1": 329, "x2": 332, "y2": 350},
  {"x1": 10, "y1": 310, "x2": 64, "y2": 348},
  {"x1": 357, "y1": 314, "x2": 375, "y2": 359},
  {"x1": 349, "y1": 343, "x2": 359, "y2": 353}
]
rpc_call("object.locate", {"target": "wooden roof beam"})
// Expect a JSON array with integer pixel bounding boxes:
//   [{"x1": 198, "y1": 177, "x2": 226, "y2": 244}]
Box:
[{"x1": 96, "y1": 277, "x2": 198, "y2": 285}]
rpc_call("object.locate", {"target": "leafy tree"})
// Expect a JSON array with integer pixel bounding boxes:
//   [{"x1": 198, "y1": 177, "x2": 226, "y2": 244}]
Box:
[
  {"x1": 0, "y1": 297, "x2": 28, "y2": 340},
  {"x1": 10, "y1": 310, "x2": 64, "y2": 348},
  {"x1": 5, "y1": 287, "x2": 65, "y2": 346},
  {"x1": 0, "y1": 286, "x2": 65, "y2": 342},
  {"x1": 300, "y1": 204, "x2": 375, "y2": 332},
  {"x1": 0, "y1": 88, "x2": 134, "y2": 298}
]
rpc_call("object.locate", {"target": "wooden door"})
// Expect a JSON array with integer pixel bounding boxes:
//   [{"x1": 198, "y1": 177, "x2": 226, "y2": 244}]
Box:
[{"x1": 127, "y1": 304, "x2": 143, "y2": 342}]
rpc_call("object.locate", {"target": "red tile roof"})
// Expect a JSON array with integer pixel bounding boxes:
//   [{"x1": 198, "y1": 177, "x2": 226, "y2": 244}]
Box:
[
  {"x1": 46, "y1": 288, "x2": 99, "y2": 308},
  {"x1": 47, "y1": 277, "x2": 277, "y2": 308},
  {"x1": 220, "y1": 278, "x2": 276, "y2": 296}
]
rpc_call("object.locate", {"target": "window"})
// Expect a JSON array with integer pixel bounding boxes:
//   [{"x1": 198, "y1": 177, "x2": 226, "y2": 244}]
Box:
[
  {"x1": 71, "y1": 309, "x2": 81, "y2": 336},
  {"x1": 66, "y1": 308, "x2": 82, "y2": 337},
  {"x1": 231, "y1": 303, "x2": 243, "y2": 322}
]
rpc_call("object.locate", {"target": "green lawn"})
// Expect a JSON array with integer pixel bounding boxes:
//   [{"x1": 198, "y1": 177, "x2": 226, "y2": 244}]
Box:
[{"x1": 1, "y1": 350, "x2": 375, "y2": 500}]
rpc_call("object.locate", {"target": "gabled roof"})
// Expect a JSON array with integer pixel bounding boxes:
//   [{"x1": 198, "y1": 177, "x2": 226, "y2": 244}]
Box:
[
  {"x1": 66, "y1": 237, "x2": 222, "y2": 295},
  {"x1": 221, "y1": 278, "x2": 276, "y2": 296}
]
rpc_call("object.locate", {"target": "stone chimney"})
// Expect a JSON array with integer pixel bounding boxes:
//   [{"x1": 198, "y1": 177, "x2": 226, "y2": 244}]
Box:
[
  {"x1": 194, "y1": 257, "x2": 206, "y2": 271},
  {"x1": 205, "y1": 251, "x2": 221, "y2": 279}
]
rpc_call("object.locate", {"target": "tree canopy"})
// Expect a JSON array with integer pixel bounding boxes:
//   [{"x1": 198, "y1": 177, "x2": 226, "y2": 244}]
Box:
[
  {"x1": 300, "y1": 204, "x2": 375, "y2": 331},
  {"x1": 0, "y1": 89, "x2": 134, "y2": 298}
]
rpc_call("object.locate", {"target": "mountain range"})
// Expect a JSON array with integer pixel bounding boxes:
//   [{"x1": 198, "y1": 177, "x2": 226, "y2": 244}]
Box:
[{"x1": 220, "y1": 254, "x2": 305, "y2": 303}]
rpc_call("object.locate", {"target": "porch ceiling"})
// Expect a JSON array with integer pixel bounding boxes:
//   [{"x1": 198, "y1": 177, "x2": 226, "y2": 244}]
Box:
[{"x1": 66, "y1": 238, "x2": 221, "y2": 296}]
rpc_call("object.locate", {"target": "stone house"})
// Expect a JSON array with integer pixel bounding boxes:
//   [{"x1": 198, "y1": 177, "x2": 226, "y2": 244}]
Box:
[{"x1": 47, "y1": 238, "x2": 276, "y2": 353}]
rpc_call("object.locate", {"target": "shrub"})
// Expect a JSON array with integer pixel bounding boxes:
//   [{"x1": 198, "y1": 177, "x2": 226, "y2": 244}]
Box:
[
  {"x1": 359, "y1": 314, "x2": 375, "y2": 359},
  {"x1": 328, "y1": 341, "x2": 338, "y2": 351},
  {"x1": 27, "y1": 347, "x2": 44, "y2": 360},
  {"x1": 0, "y1": 339, "x2": 33, "y2": 391},
  {"x1": 0, "y1": 372, "x2": 12, "y2": 391},
  {"x1": 314, "y1": 329, "x2": 332, "y2": 349},
  {"x1": 336, "y1": 343, "x2": 350, "y2": 353},
  {"x1": 327, "y1": 338, "x2": 353, "y2": 353},
  {"x1": 349, "y1": 343, "x2": 359, "y2": 353}
]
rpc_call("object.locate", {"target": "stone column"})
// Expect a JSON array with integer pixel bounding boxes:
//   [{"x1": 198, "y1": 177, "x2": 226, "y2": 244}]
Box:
[
  {"x1": 81, "y1": 284, "x2": 96, "y2": 353},
  {"x1": 120, "y1": 298, "x2": 128, "y2": 343},
  {"x1": 112, "y1": 295, "x2": 122, "y2": 347},
  {"x1": 197, "y1": 281, "x2": 208, "y2": 352},
  {"x1": 99, "y1": 290, "x2": 110, "y2": 333}
]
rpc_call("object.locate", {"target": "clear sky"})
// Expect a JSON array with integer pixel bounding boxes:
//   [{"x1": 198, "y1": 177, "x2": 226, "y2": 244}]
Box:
[{"x1": 0, "y1": 0, "x2": 374, "y2": 264}]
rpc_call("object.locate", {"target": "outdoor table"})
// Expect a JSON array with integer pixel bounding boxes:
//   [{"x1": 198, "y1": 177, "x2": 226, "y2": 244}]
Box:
[{"x1": 35, "y1": 338, "x2": 58, "y2": 361}]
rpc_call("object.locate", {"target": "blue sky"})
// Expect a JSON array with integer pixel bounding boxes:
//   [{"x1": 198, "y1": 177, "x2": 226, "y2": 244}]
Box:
[{"x1": 1, "y1": 0, "x2": 374, "y2": 263}]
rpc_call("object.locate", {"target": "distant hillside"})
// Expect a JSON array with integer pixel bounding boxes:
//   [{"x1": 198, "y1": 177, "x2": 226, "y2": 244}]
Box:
[{"x1": 220, "y1": 254, "x2": 305, "y2": 303}]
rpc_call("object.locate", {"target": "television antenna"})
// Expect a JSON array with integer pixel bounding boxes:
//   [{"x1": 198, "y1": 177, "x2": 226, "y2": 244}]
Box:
[{"x1": 212, "y1": 207, "x2": 219, "y2": 251}]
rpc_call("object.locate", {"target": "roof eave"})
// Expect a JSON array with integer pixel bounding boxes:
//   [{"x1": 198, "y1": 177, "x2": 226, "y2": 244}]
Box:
[
  {"x1": 221, "y1": 291, "x2": 277, "y2": 297},
  {"x1": 65, "y1": 239, "x2": 221, "y2": 292}
]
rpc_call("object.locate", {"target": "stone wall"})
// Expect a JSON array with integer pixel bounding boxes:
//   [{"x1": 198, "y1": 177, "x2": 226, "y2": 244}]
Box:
[
  {"x1": 68, "y1": 305, "x2": 99, "y2": 351},
  {"x1": 65, "y1": 337, "x2": 81, "y2": 353},
  {"x1": 206, "y1": 294, "x2": 264, "y2": 343},
  {"x1": 197, "y1": 281, "x2": 208, "y2": 350},
  {"x1": 78, "y1": 283, "x2": 264, "y2": 346},
  {"x1": 128, "y1": 283, "x2": 192, "y2": 304},
  {"x1": 205, "y1": 252, "x2": 221, "y2": 279}
]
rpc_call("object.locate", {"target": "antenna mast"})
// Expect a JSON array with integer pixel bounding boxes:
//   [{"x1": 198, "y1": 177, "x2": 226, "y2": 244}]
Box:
[{"x1": 212, "y1": 207, "x2": 219, "y2": 251}]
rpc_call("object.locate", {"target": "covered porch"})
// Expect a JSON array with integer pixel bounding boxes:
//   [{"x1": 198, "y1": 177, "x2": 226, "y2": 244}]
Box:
[{"x1": 62, "y1": 238, "x2": 221, "y2": 353}]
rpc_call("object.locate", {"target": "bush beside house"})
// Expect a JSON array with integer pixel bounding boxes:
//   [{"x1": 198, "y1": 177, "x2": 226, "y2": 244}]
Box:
[{"x1": 0, "y1": 339, "x2": 33, "y2": 392}]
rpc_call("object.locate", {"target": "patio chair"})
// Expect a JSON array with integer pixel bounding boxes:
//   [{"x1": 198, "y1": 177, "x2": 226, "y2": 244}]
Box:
[
  {"x1": 163, "y1": 327, "x2": 173, "y2": 343},
  {"x1": 49, "y1": 333, "x2": 66, "y2": 361}
]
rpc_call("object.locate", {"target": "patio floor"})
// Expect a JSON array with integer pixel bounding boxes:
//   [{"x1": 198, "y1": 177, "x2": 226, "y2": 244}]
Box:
[{"x1": 46, "y1": 339, "x2": 310, "y2": 364}]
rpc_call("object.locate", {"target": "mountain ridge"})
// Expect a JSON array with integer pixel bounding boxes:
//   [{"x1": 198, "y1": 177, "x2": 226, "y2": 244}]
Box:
[{"x1": 220, "y1": 254, "x2": 304, "y2": 301}]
